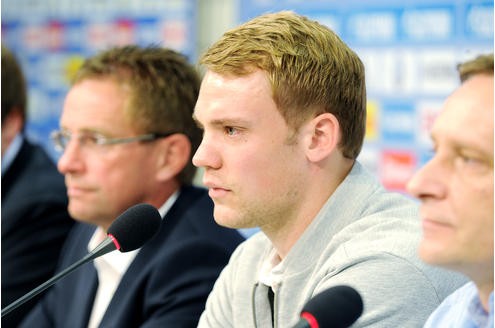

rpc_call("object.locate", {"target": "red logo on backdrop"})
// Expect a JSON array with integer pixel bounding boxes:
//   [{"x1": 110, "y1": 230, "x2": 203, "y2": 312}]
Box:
[
  {"x1": 380, "y1": 150, "x2": 417, "y2": 191},
  {"x1": 420, "y1": 108, "x2": 438, "y2": 135},
  {"x1": 417, "y1": 102, "x2": 442, "y2": 146},
  {"x1": 87, "y1": 22, "x2": 112, "y2": 49},
  {"x1": 162, "y1": 20, "x2": 186, "y2": 49},
  {"x1": 114, "y1": 19, "x2": 135, "y2": 46},
  {"x1": 47, "y1": 20, "x2": 64, "y2": 51},
  {"x1": 23, "y1": 24, "x2": 46, "y2": 50}
]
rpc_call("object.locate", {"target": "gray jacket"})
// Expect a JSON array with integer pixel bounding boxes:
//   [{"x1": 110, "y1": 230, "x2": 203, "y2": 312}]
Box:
[{"x1": 198, "y1": 162, "x2": 467, "y2": 327}]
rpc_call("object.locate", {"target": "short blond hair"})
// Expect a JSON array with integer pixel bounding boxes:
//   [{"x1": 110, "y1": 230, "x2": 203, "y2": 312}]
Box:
[{"x1": 200, "y1": 11, "x2": 366, "y2": 159}]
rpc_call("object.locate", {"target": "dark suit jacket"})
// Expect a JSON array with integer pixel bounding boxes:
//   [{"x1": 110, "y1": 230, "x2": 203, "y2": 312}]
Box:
[
  {"x1": 1, "y1": 139, "x2": 74, "y2": 328},
  {"x1": 20, "y1": 185, "x2": 245, "y2": 328}
]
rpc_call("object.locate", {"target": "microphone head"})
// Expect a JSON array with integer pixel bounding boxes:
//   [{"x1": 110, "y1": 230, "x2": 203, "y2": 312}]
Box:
[
  {"x1": 107, "y1": 203, "x2": 161, "y2": 252},
  {"x1": 301, "y1": 285, "x2": 363, "y2": 328}
]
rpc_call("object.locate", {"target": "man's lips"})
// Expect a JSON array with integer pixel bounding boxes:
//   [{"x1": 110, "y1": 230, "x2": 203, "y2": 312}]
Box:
[
  {"x1": 209, "y1": 186, "x2": 231, "y2": 198},
  {"x1": 66, "y1": 186, "x2": 94, "y2": 197},
  {"x1": 203, "y1": 181, "x2": 231, "y2": 198},
  {"x1": 421, "y1": 218, "x2": 453, "y2": 234}
]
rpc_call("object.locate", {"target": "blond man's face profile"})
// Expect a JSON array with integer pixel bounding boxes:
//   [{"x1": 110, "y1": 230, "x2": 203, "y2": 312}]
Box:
[{"x1": 193, "y1": 69, "x2": 309, "y2": 232}]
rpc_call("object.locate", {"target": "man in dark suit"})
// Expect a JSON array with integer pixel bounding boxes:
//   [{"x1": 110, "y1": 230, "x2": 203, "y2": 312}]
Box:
[
  {"x1": 1, "y1": 45, "x2": 75, "y2": 328},
  {"x1": 20, "y1": 45, "x2": 244, "y2": 328}
]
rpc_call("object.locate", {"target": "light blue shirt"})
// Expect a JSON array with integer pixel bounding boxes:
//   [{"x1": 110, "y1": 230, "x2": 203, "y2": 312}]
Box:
[
  {"x1": 424, "y1": 282, "x2": 494, "y2": 328},
  {"x1": 1, "y1": 134, "x2": 23, "y2": 176}
]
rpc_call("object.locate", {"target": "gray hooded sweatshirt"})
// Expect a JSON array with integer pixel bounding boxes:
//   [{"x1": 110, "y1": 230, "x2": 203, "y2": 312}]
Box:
[{"x1": 198, "y1": 162, "x2": 467, "y2": 328}]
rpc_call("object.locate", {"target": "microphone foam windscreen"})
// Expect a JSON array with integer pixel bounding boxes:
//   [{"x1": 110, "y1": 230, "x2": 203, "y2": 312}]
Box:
[
  {"x1": 302, "y1": 285, "x2": 363, "y2": 328},
  {"x1": 107, "y1": 203, "x2": 161, "y2": 252}
]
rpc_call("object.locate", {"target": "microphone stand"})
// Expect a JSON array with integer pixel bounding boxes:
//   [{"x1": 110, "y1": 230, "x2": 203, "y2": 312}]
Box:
[{"x1": 1, "y1": 238, "x2": 116, "y2": 318}]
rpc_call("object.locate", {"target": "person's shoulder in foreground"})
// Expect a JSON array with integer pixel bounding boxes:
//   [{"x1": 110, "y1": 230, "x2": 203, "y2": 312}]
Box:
[
  {"x1": 200, "y1": 162, "x2": 467, "y2": 327},
  {"x1": 1, "y1": 44, "x2": 74, "y2": 328},
  {"x1": 19, "y1": 44, "x2": 244, "y2": 328},
  {"x1": 407, "y1": 53, "x2": 494, "y2": 328},
  {"x1": 192, "y1": 10, "x2": 467, "y2": 328},
  {"x1": 23, "y1": 184, "x2": 243, "y2": 328}
]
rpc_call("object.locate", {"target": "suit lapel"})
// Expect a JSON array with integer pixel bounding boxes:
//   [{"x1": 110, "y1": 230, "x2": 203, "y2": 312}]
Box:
[
  {"x1": 61, "y1": 226, "x2": 99, "y2": 328},
  {"x1": 75, "y1": 265, "x2": 98, "y2": 328},
  {"x1": 99, "y1": 187, "x2": 195, "y2": 326}
]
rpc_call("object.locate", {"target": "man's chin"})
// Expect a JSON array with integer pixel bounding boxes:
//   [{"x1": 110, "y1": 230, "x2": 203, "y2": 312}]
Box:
[
  {"x1": 213, "y1": 213, "x2": 243, "y2": 229},
  {"x1": 213, "y1": 217, "x2": 235, "y2": 229},
  {"x1": 418, "y1": 240, "x2": 453, "y2": 267},
  {"x1": 68, "y1": 205, "x2": 100, "y2": 225}
]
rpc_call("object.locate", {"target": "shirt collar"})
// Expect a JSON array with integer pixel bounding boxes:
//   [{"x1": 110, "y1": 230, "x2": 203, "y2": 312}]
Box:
[
  {"x1": 88, "y1": 190, "x2": 180, "y2": 274},
  {"x1": 2, "y1": 134, "x2": 23, "y2": 176},
  {"x1": 468, "y1": 287, "x2": 494, "y2": 327},
  {"x1": 258, "y1": 248, "x2": 284, "y2": 291}
]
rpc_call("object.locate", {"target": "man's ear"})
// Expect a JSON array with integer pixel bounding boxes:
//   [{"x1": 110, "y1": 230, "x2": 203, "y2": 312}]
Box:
[
  {"x1": 155, "y1": 134, "x2": 191, "y2": 181},
  {"x1": 305, "y1": 112, "x2": 340, "y2": 162}
]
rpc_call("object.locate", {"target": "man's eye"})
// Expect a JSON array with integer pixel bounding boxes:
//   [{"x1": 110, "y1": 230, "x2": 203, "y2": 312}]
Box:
[
  {"x1": 225, "y1": 127, "x2": 238, "y2": 136},
  {"x1": 454, "y1": 152, "x2": 489, "y2": 173},
  {"x1": 459, "y1": 154, "x2": 480, "y2": 165},
  {"x1": 81, "y1": 134, "x2": 101, "y2": 145}
]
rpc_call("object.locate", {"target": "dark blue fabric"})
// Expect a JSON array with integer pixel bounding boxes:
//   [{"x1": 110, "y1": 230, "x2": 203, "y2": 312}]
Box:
[
  {"x1": 20, "y1": 185, "x2": 244, "y2": 328},
  {"x1": 1, "y1": 140, "x2": 74, "y2": 328}
]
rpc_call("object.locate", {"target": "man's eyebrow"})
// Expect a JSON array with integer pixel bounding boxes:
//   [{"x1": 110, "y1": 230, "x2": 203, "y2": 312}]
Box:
[
  {"x1": 431, "y1": 130, "x2": 493, "y2": 158},
  {"x1": 59, "y1": 126, "x2": 106, "y2": 135},
  {"x1": 192, "y1": 114, "x2": 251, "y2": 129}
]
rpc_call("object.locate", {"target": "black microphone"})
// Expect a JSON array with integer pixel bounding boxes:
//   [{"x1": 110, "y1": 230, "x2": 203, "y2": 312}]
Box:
[
  {"x1": 1, "y1": 203, "x2": 161, "y2": 318},
  {"x1": 293, "y1": 285, "x2": 363, "y2": 328}
]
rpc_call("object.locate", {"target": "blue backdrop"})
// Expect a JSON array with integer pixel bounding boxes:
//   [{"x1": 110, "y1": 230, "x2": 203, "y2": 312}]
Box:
[
  {"x1": 238, "y1": 0, "x2": 493, "y2": 191},
  {"x1": 2, "y1": 0, "x2": 197, "y2": 161},
  {"x1": 2, "y1": 0, "x2": 493, "y2": 191}
]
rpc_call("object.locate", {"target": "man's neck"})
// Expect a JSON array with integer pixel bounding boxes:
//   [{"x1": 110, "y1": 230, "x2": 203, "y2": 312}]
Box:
[{"x1": 264, "y1": 160, "x2": 354, "y2": 259}]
